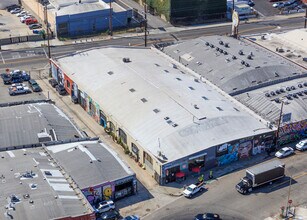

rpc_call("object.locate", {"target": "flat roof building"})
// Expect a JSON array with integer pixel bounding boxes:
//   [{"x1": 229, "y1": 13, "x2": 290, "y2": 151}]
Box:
[
  {"x1": 51, "y1": 46, "x2": 274, "y2": 184},
  {"x1": 0, "y1": 102, "x2": 83, "y2": 151},
  {"x1": 45, "y1": 140, "x2": 136, "y2": 204},
  {"x1": 0, "y1": 147, "x2": 94, "y2": 220}
]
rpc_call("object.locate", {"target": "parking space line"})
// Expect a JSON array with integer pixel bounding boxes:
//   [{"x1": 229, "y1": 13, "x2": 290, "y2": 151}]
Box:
[
  {"x1": 0, "y1": 52, "x2": 5, "y2": 64},
  {"x1": 42, "y1": 47, "x2": 48, "y2": 58}
]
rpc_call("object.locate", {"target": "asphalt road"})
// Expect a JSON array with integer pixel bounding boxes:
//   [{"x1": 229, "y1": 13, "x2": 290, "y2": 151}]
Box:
[
  {"x1": 0, "y1": 15, "x2": 305, "y2": 70},
  {"x1": 144, "y1": 152, "x2": 307, "y2": 220}
]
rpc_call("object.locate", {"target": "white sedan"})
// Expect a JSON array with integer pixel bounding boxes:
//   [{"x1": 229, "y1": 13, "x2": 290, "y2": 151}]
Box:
[
  {"x1": 275, "y1": 147, "x2": 294, "y2": 158},
  {"x1": 272, "y1": 2, "x2": 283, "y2": 7}
]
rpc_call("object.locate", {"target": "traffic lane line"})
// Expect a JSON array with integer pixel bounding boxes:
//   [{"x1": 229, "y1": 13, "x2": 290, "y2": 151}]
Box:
[
  {"x1": 270, "y1": 171, "x2": 307, "y2": 189},
  {"x1": 0, "y1": 52, "x2": 5, "y2": 64}
]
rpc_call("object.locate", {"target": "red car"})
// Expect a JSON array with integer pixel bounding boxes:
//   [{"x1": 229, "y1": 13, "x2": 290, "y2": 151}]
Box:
[{"x1": 25, "y1": 18, "x2": 38, "y2": 25}]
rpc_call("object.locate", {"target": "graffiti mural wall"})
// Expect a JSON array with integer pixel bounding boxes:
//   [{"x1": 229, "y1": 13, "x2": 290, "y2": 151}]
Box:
[
  {"x1": 217, "y1": 134, "x2": 274, "y2": 166},
  {"x1": 82, "y1": 182, "x2": 115, "y2": 205},
  {"x1": 278, "y1": 119, "x2": 307, "y2": 145}
]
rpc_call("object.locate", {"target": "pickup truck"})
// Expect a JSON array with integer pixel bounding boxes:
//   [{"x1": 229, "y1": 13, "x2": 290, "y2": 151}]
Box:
[
  {"x1": 183, "y1": 181, "x2": 205, "y2": 198},
  {"x1": 8, "y1": 85, "x2": 31, "y2": 96}
]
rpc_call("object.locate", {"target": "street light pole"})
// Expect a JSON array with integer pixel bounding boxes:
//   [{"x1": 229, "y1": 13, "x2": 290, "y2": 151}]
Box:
[
  {"x1": 144, "y1": 3, "x2": 147, "y2": 47},
  {"x1": 109, "y1": 0, "x2": 113, "y2": 36},
  {"x1": 44, "y1": 3, "x2": 51, "y2": 59}
]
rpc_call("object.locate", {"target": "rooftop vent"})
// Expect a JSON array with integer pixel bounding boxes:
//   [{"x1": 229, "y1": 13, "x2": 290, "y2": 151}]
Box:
[
  {"x1": 291, "y1": 86, "x2": 296, "y2": 90},
  {"x1": 297, "y1": 91, "x2": 303, "y2": 96},
  {"x1": 220, "y1": 49, "x2": 224, "y2": 53},
  {"x1": 233, "y1": 107, "x2": 240, "y2": 112},
  {"x1": 275, "y1": 90, "x2": 281, "y2": 94},
  {"x1": 107, "y1": 71, "x2": 114, "y2": 75},
  {"x1": 166, "y1": 120, "x2": 173, "y2": 124},
  {"x1": 205, "y1": 42, "x2": 209, "y2": 46},
  {"x1": 194, "y1": 79, "x2": 200, "y2": 83},
  {"x1": 274, "y1": 72, "x2": 279, "y2": 77},
  {"x1": 265, "y1": 93, "x2": 270, "y2": 97},
  {"x1": 154, "y1": 63, "x2": 160, "y2": 67},
  {"x1": 223, "y1": 51, "x2": 228, "y2": 55},
  {"x1": 164, "y1": 117, "x2": 169, "y2": 120},
  {"x1": 210, "y1": 44, "x2": 215, "y2": 48},
  {"x1": 172, "y1": 123, "x2": 178, "y2": 127},
  {"x1": 280, "y1": 88, "x2": 285, "y2": 93},
  {"x1": 189, "y1": 86, "x2": 195, "y2": 90},
  {"x1": 176, "y1": 77, "x2": 182, "y2": 81},
  {"x1": 274, "y1": 98, "x2": 280, "y2": 103},
  {"x1": 202, "y1": 96, "x2": 208, "y2": 100},
  {"x1": 245, "y1": 63, "x2": 250, "y2": 67},
  {"x1": 153, "y1": 109, "x2": 160, "y2": 113},
  {"x1": 304, "y1": 82, "x2": 307, "y2": 87},
  {"x1": 141, "y1": 98, "x2": 148, "y2": 103},
  {"x1": 238, "y1": 50, "x2": 244, "y2": 55},
  {"x1": 293, "y1": 93, "x2": 298, "y2": 98},
  {"x1": 232, "y1": 55, "x2": 237, "y2": 60},
  {"x1": 216, "y1": 107, "x2": 223, "y2": 111},
  {"x1": 286, "y1": 87, "x2": 291, "y2": 91},
  {"x1": 216, "y1": 47, "x2": 220, "y2": 51},
  {"x1": 129, "y1": 88, "x2": 136, "y2": 92},
  {"x1": 123, "y1": 57, "x2": 131, "y2": 63},
  {"x1": 247, "y1": 55, "x2": 252, "y2": 60},
  {"x1": 270, "y1": 91, "x2": 276, "y2": 96},
  {"x1": 298, "y1": 84, "x2": 303, "y2": 88},
  {"x1": 164, "y1": 70, "x2": 169, "y2": 73},
  {"x1": 194, "y1": 104, "x2": 199, "y2": 109},
  {"x1": 225, "y1": 43, "x2": 229, "y2": 48},
  {"x1": 219, "y1": 40, "x2": 224, "y2": 45},
  {"x1": 241, "y1": 60, "x2": 245, "y2": 65}
]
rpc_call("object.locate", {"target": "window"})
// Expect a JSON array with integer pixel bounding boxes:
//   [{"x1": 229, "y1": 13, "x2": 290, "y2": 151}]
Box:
[
  {"x1": 118, "y1": 128, "x2": 127, "y2": 144},
  {"x1": 66, "y1": 80, "x2": 70, "y2": 88},
  {"x1": 144, "y1": 152, "x2": 153, "y2": 164}
]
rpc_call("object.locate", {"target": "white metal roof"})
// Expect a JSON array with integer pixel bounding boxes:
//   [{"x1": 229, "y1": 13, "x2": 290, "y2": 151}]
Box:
[{"x1": 54, "y1": 47, "x2": 272, "y2": 163}]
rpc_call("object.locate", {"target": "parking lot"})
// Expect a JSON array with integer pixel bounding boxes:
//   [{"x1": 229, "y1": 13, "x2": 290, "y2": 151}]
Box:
[
  {"x1": 253, "y1": 0, "x2": 305, "y2": 17},
  {"x1": 0, "y1": 63, "x2": 48, "y2": 103},
  {"x1": 0, "y1": 9, "x2": 39, "y2": 39}
]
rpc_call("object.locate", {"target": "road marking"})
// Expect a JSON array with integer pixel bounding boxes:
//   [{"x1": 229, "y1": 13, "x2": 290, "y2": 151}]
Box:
[
  {"x1": 0, "y1": 52, "x2": 5, "y2": 64},
  {"x1": 239, "y1": 25, "x2": 275, "y2": 34},
  {"x1": 11, "y1": 52, "x2": 21, "y2": 59},
  {"x1": 270, "y1": 171, "x2": 307, "y2": 189},
  {"x1": 42, "y1": 47, "x2": 48, "y2": 58}
]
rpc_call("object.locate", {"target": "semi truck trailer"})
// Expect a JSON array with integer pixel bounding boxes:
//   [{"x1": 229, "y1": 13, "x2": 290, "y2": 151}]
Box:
[{"x1": 236, "y1": 160, "x2": 285, "y2": 194}]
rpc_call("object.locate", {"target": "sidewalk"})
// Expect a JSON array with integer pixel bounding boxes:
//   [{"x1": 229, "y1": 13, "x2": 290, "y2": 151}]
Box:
[{"x1": 265, "y1": 206, "x2": 307, "y2": 220}]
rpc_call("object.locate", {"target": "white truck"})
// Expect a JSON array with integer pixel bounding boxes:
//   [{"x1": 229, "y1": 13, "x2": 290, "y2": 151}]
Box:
[{"x1": 183, "y1": 181, "x2": 205, "y2": 198}]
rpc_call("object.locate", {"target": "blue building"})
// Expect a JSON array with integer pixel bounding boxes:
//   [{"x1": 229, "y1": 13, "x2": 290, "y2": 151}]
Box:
[{"x1": 49, "y1": 0, "x2": 132, "y2": 37}]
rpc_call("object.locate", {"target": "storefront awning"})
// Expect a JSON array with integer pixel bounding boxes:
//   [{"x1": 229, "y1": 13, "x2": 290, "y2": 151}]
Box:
[
  {"x1": 189, "y1": 153, "x2": 207, "y2": 161},
  {"x1": 175, "y1": 172, "x2": 185, "y2": 178},
  {"x1": 192, "y1": 166, "x2": 201, "y2": 173}
]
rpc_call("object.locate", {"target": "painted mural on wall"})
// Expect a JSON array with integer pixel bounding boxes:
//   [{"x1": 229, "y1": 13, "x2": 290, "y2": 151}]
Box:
[
  {"x1": 82, "y1": 182, "x2": 115, "y2": 205},
  {"x1": 278, "y1": 120, "x2": 307, "y2": 145},
  {"x1": 217, "y1": 139, "x2": 253, "y2": 166},
  {"x1": 88, "y1": 96, "x2": 100, "y2": 123}
]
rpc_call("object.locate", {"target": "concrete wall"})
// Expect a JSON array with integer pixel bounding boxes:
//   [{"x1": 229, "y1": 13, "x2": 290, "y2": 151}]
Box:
[{"x1": 0, "y1": 0, "x2": 18, "y2": 9}]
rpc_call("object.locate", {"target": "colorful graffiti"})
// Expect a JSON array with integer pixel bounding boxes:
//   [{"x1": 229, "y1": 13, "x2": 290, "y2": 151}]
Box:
[
  {"x1": 278, "y1": 120, "x2": 307, "y2": 145},
  {"x1": 217, "y1": 136, "x2": 272, "y2": 166},
  {"x1": 82, "y1": 182, "x2": 115, "y2": 205}
]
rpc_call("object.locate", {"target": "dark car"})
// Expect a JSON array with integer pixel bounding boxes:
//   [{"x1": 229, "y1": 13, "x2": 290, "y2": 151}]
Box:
[
  {"x1": 2, "y1": 73, "x2": 11, "y2": 85},
  {"x1": 99, "y1": 210, "x2": 120, "y2": 220},
  {"x1": 28, "y1": 79, "x2": 42, "y2": 92},
  {"x1": 56, "y1": 84, "x2": 67, "y2": 95},
  {"x1": 11, "y1": 73, "x2": 23, "y2": 83},
  {"x1": 194, "y1": 213, "x2": 221, "y2": 220},
  {"x1": 28, "y1": 23, "x2": 42, "y2": 30},
  {"x1": 48, "y1": 78, "x2": 58, "y2": 88},
  {"x1": 7, "y1": 4, "x2": 21, "y2": 12}
]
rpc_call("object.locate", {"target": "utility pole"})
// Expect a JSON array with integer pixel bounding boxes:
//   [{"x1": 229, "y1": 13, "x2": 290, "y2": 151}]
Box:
[
  {"x1": 285, "y1": 176, "x2": 293, "y2": 218},
  {"x1": 232, "y1": 0, "x2": 235, "y2": 12},
  {"x1": 44, "y1": 3, "x2": 51, "y2": 59},
  {"x1": 144, "y1": 3, "x2": 148, "y2": 47},
  {"x1": 109, "y1": 0, "x2": 113, "y2": 36},
  {"x1": 304, "y1": 7, "x2": 307, "y2": 28},
  {"x1": 275, "y1": 100, "x2": 284, "y2": 148}
]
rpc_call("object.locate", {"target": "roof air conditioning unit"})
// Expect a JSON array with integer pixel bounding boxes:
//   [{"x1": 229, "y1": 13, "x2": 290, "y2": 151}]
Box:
[
  {"x1": 37, "y1": 131, "x2": 52, "y2": 143},
  {"x1": 123, "y1": 58, "x2": 131, "y2": 63}
]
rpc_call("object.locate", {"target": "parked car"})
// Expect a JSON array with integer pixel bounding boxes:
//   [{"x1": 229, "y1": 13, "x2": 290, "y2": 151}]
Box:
[
  {"x1": 7, "y1": 4, "x2": 21, "y2": 12},
  {"x1": 28, "y1": 79, "x2": 42, "y2": 92},
  {"x1": 26, "y1": 18, "x2": 38, "y2": 25},
  {"x1": 28, "y1": 23, "x2": 42, "y2": 30},
  {"x1": 10, "y1": 8, "x2": 22, "y2": 14},
  {"x1": 96, "y1": 200, "x2": 115, "y2": 214},
  {"x1": 194, "y1": 213, "x2": 221, "y2": 220},
  {"x1": 272, "y1": 2, "x2": 284, "y2": 7},
  {"x1": 20, "y1": 15, "x2": 34, "y2": 23},
  {"x1": 8, "y1": 85, "x2": 31, "y2": 96},
  {"x1": 56, "y1": 84, "x2": 67, "y2": 95},
  {"x1": 123, "y1": 215, "x2": 140, "y2": 220},
  {"x1": 11, "y1": 70, "x2": 30, "y2": 82},
  {"x1": 275, "y1": 147, "x2": 294, "y2": 158},
  {"x1": 1, "y1": 73, "x2": 11, "y2": 85},
  {"x1": 48, "y1": 78, "x2": 58, "y2": 88},
  {"x1": 16, "y1": 11, "x2": 28, "y2": 17},
  {"x1": 296, "y1": 139, "x2": 307, "y2": 151},
  {"x1": 99, "y1": 210, "x2": 120, "y2": 220}
]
